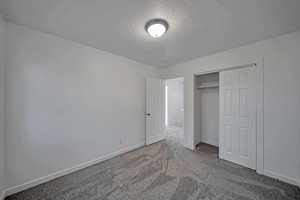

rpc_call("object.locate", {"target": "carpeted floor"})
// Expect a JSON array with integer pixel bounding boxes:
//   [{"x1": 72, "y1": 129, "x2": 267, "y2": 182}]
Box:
[{"x1": 6, "y1": 139, "x2": 300, "y2": 200}]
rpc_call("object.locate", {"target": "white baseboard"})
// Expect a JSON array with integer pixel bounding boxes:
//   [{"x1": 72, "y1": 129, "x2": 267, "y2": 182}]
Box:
[
  {"x1": 4, "y1": 142, "x2": 145, "y2": 197},
  {"x1": 261, "y1": 170, "x2": 300, "y2": 187},
  {"x1": 184, "y1": 142, "x2": 194, "y2": 150},
  {"x1": 200, "y1": 138, "x2": 218, "y2": 147},
  {"x1": 146, "y1": 135, "x2": 165, "y2": 145}
]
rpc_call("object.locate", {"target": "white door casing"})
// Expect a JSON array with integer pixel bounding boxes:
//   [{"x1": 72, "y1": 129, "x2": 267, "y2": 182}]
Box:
[
  {"x1": 146, "y1": 78, "x2": 165, "y2": 145},
  {"x1": 219, "y1": 66, "x2": 257, "y2": 169}
]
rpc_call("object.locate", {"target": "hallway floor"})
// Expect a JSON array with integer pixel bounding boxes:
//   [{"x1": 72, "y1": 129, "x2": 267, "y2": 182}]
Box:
[
  {"x1": 166, "y1": 126, "x2": 184, "y2": 141},
  {"x1": 6, "y1": 140, "x2": 300, "y2": 200}
]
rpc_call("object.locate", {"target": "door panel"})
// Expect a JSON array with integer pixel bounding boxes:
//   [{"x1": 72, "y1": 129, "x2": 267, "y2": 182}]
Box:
[
  {"x1": 225, "y1": 125, "x2": 233, "y2": 153},
  {"x1": 239, "y1": 127, "x2": 248, "y2": 157},
  {"x1": 220, "y1": 70, "x2": 236, "y2": 161},
  {"x1": 220, "y1": 66, "x2": 257, "y2": 169},
  {"x1": 146, "y1": 78, "x2": 165, "y2": 145},
  {"x1": 239, "y1": 88, "x2": 248, "y2": 117},
  {"x1": 224, "y1": 90, "x2": 233, "y2": 116}
]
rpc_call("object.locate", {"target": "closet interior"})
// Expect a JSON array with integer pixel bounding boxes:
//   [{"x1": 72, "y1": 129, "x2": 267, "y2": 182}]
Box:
[{"x1": 194, "y1": 72, "x2": 219, "y2": 149}]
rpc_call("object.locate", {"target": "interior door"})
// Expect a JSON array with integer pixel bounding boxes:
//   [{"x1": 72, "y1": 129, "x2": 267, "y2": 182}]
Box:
[
  {"x1": 219, "y1": 66, "x2": 257, "y2": 169},
  {"x1": 146, "y1": 78, "x2": 166, "y2": 145}
]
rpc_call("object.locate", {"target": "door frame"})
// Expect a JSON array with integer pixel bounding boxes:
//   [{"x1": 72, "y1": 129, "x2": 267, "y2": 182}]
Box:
[
  {"x1": 165, "y1": 77, "x2": 185, "y2": 139},
  {"x1": 193, "y1": 59, "x2": 264, "y2": 173}
]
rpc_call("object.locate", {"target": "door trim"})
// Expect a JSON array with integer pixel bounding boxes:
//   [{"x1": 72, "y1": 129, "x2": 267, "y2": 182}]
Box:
[{"x1": 193, "y1": 59, "x2": 264, "y2": 173}]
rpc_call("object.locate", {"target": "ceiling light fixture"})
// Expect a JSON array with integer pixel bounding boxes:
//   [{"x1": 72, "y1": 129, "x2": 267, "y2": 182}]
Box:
[{"x1": 145, "y1": 19, "x2": 169, "y2": 38}]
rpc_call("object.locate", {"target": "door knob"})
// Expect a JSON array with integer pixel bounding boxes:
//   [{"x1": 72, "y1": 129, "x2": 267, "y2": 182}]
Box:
[{"x1": 146, "y1": 113, "x2": 151, "y2": 116}]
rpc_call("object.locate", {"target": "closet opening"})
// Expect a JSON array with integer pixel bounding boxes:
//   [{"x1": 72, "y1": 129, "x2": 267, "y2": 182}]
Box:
[
  {"x1": 165, "y1": 77, "x2": 184, "y2": 145},
  {"x1": 193, "y1": 64, "x2": 258, "y2": 170},
  {"x1": 194, "y1": 72, "x2": 220, "y2": 154}
]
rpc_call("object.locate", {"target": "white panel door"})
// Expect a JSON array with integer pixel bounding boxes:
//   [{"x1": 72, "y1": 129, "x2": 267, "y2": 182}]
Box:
[
  {"x1": 146, "y1": 78, "x2": 165, "y2": 145},
  {"x1": 220, "y1": 66, "x2": 257, "y2": 169}
]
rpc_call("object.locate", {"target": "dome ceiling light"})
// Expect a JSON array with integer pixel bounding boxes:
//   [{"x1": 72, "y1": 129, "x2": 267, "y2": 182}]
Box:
[{"x1": 145, "y1": 19, "x2": 169, "y2": 38}]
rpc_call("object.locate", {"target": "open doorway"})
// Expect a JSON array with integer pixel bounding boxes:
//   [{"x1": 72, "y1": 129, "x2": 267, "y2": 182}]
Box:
[{"x1": 165, "y1": 77, "x2": 184, "y2": 143}]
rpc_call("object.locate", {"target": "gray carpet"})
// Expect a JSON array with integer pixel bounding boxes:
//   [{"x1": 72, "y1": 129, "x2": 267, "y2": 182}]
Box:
[{"x1": 6, "y1": 139, "x2": 300, "y2": 200}]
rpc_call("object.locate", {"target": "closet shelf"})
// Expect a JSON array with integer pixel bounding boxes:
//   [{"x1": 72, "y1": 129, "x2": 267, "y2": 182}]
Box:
[{"x1": 197, "y1": 81, "x2": 219, "y2": 89}]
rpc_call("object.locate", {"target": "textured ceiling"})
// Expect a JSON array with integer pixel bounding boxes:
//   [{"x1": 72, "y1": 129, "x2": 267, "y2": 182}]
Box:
[{"x1": 1, "y1": 0, "x2": 300, "y2": 67}]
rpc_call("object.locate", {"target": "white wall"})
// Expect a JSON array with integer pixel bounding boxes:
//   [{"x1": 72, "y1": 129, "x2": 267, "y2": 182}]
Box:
[
  {"x1": 166, "y1": 78, "x2": 184, "y2": 127},
  {"x1": 0, "y1": 16, "x2": 6, "y2": 197},
  {"x1": 162, "y1": 30, "x2": 300, "y2": 186},
  {"x1": 5, "y1": 23, "x2": 159, "y2": 188}
]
